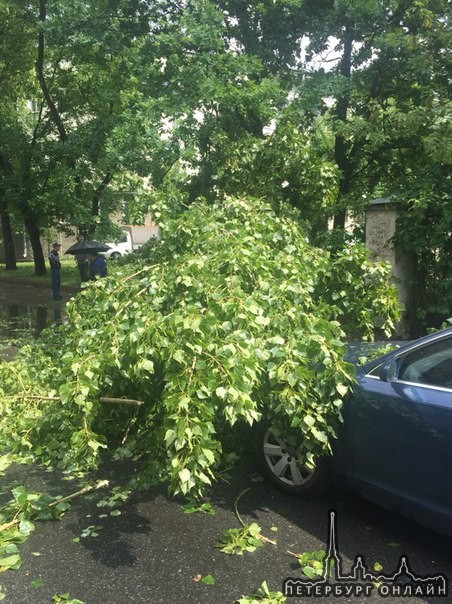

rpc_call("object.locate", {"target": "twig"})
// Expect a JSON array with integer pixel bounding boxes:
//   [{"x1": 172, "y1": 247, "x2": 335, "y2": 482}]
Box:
[
  {"x1": 8, "y1": 395, "x2": 60, "y2": 401},
  {"x1": 234, "y1": 488, "x2": 277, "y2": 546},
  {"x1": 287, "y1": 550, "x2": 301, "y2": 559},
  {"x1": 234, "y1": 488, "x2": 251, "y2": 528},
  {"x1": 121, "y1": 408, "x2": 147, "y2": 445},
  {"x1": 186, "y1": 356, "x2": 197, "y2": 389},
  {"x1": 1, "y1": 395, "x2": 144, "y2": 406},
  {"x1": 0, "y1": 481, "x2": 111, "y2": 531},
  {"x1": 0, "y1": 509, "x2": 21, "y2": 533},
  {"x1": 114, "y1": 287, "x2": 149, "y2": 318},
  {"x1": 100, "y1": 397, "x2": 144, "y2": 406},
  {"x1": 48, "y1": 479, "x2": 110, "y2": 507}
]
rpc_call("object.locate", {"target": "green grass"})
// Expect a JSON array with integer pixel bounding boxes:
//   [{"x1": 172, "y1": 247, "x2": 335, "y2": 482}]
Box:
[{"x1": 0, "y1": 259, "x2": 80, "y2": 288}]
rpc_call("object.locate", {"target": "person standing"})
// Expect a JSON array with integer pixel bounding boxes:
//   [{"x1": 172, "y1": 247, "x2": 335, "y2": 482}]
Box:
[
  {"x1": 75, "y1": 234, "x2": 90, "y2": 282},
  {"x1": 48, "y1": 242, "x2": 63, "y2": 300},
  {"x1": 87, "y1": 252, "x2": 107, "y2": 279}
]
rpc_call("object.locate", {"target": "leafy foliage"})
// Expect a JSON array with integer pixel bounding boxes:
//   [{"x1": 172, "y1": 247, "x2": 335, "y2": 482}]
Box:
[
  {"x1": 395, "y1": 191, "x2": 452, "y2": 332},
  {"x1": 181, "y1": 501, "x2": 216, "y2": 515},
  {"x1": 295, "y1": 549, "x2": 330, "y2": 579},
  {"x1": 216, "y1": 522, "x2": 264, "y2": 556},
  {"x1": 0, "y1": 0, "x2": 449, "y2": 331},
  {"x1": 237, "y1": 581, "x2": 286, "y2": 604},
  {"x1": 0, "y1": 482, "x2": 70, "y2": 592},
  {"x1": 0, "y1": 197, "x2": 400, "y2": 497},
  {"x1": 52, "y1": 595, "x2": 85, "y2": 604}
]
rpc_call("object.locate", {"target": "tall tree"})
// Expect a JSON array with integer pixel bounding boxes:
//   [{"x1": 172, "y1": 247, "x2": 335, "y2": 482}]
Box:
[
  {"x1": 1, "y1": 0, "x2": 160, "y2": 273},
  {"x1": 297, "y1": 0, "x2": 451, "y2": 227},
  {"x1": 0, "y1": 0, "x2": 36, "y2": 270}
]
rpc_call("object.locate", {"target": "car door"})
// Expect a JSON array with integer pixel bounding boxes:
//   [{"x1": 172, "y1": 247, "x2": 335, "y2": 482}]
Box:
[{"x1": 346, "y1": 334, "x2": 452, "y2": 534}]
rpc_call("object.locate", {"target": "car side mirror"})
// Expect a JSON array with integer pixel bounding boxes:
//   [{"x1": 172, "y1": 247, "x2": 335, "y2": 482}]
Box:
[{"x1": 379, "y1": 358, "x2": 397, "y2": 382}]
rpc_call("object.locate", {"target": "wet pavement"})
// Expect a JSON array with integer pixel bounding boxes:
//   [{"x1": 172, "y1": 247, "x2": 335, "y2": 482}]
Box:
[
  {"x1": 0, "y1": 279, "x2": 79, "y2": 308},
  {"x1": 1, "y1": 461, "x2": 452, "y2": 604},
  {"x1": 1, "y1": 281, "x2": 452, "y2": 604},
  {"x1": 0, "y1": 280, "x2": 79, "y2": 360}
]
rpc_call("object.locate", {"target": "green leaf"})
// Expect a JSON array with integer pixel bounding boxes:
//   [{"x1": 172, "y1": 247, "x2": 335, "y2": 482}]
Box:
[
  {"x1": 181, "y1": 502, "x2": 215, "y2": 515},
  {"x1": 215, "y1": 387, "x2": 227, "y2": 399},
  {"x1": 373, "y1": 561, "x2": 383, "y2": 571},
  {"x1": 0, "y1": 554, "x2": 21, "y2": 571},
  {"x1": 178, "y1": 468, "x2": 191, "y2": 483},
  {"x1": 336, "y1": 384, "x2": 348, "y2": 397},
  {"x1": 11, "y1": 486, "x2": 28, "y2": 507},
  {"x1": 19, "y1": 519, "x2": 35, "y2": 536},
  {"x1": 303, "y1": 415, "x2": 315, "y2": 427},
  {"x1": 138, "y1": 359, "x2": 154, "y2": 373}
]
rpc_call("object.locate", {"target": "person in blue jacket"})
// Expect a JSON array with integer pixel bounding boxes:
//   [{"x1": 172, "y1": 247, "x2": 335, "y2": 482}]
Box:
[
  {"x1": 87, "y1": 252, "x2": 107, "y2": 279},
  {"x1": 48, "y1": 242, "x2": 63, "y2": 300}
]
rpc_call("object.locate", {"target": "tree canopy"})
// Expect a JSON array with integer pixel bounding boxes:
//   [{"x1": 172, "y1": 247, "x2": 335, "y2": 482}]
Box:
[
  {"x1": 0, "y1": 197, "x2": 400, "y2": 496},
  {"x1": 0, "y1": 0, "x2": 450, "y2": 322}
]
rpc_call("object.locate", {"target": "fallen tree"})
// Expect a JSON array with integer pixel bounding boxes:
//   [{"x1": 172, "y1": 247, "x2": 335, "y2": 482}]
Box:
[{"x1": 0, "y1": 197, "x2": 400, "y2": 496}]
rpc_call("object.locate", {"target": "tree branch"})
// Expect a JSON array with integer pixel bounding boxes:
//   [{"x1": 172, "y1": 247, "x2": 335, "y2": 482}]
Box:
[
  {"x1": 91, "y1": 172, "x2": 113, "y2": 217},
  {"x1": 35, "y1": 0, "x2": 68, "y2": 143}
]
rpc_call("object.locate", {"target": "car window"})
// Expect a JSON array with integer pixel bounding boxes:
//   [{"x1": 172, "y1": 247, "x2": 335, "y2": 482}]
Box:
[
  {"x1": 367, "y1": 363, "x2": 382, "y2": 377},
  {"x1": 398, "y1": 337, "x2": 452, "y2": 389}
]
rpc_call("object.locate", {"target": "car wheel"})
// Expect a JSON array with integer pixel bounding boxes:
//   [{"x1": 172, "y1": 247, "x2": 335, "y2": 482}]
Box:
[
  {"x1": 256, "y1": 423, "x2": 330, "y2": 496},
  {"x1": 110, "y1": 252, "x2": 121, "y2": 259}
]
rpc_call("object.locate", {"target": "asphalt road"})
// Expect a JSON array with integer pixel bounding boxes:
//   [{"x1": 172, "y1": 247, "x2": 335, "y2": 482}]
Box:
[
  {"x1": 1, "y1": 460, "x2": 451, "y2": 604},
  {"x1": 1, "y1": 281, "x2": 451, "y2": 604}
]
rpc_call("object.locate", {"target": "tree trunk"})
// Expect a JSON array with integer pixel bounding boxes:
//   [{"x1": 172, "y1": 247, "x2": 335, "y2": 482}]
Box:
[
  {"x1": 24, "y1": 217, "x2": 46, "y2": 275},
  {"x1": 0, "y1": 203, "x2": 17, "y2": 270},
  {"x1": 89, "y1": 172, "x2": 113, "y2": 236},
  {"x1": 0, "y1": 153, "x2": 17, "y2": 270},
  {"x1": 333, "y1": 25, "x2": 354, "y2": 230}
]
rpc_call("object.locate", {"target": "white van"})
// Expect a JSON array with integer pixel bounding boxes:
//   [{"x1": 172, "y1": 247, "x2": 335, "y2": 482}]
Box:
[{"x1": 102, "y1": 225, "x2": 160, "y2": 258}]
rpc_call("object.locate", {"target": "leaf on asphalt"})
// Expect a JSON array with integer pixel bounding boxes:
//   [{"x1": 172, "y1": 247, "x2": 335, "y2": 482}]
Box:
[
  {"x1": 373, "y1": 562, "x2": 383, "y2": 571},
  {"x1": 248, "y1": 473, "x2": 264, "y2": 483},
  {"x1": 181, "y1": 501, "x2": 215, "y2": 515},
  {"x1": 0, "y1": 554, "x2": 21, "y2": 571}
]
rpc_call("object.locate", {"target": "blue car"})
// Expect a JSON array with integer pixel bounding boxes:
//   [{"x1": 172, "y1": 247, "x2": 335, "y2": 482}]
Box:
[{"x1": 258, "y1": 327, "x2": 452, "y2": 537}]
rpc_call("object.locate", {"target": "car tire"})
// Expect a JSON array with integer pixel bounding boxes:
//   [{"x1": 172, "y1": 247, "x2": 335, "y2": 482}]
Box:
[
  {"x1": 110, "y1": 252, "x2": 121, "y2": 259},
  {"x1": 255, "y1": 422, "x2": 330, "y2": 496}
]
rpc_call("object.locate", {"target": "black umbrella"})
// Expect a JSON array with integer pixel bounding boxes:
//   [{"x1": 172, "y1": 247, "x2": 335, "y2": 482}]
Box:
[{"x1": 65, "y1": 240, "x2": 111, "y2": 255}]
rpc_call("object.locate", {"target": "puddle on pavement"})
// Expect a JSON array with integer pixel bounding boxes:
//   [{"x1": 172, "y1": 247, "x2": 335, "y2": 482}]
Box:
[{"x1": 0, "y1": 302, "x2": 64, "y2": 360}]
